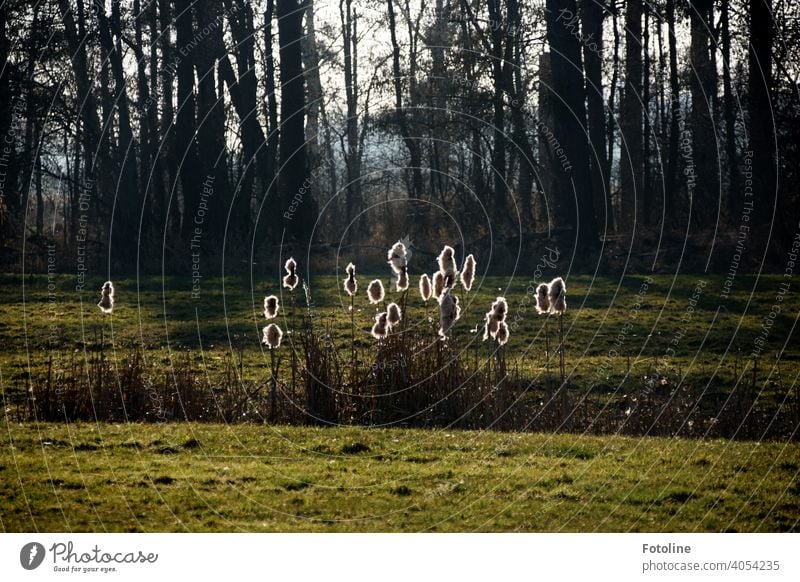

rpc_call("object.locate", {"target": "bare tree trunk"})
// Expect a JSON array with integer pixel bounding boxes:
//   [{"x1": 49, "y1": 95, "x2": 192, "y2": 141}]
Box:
[
  {"x1": 721, "y1": 0, "x2": 740, "y2": 217},
  {"x1": 666, "y1": 0, "x2": 679, "y2": 224},
  {"x1": 606, "y1": 3, "x2": 620, "y2": 225},
  {"x1": 642, "y1": 5, "x2": 652, "y2": 224},
  {"x1": 341, "y1": 0, "x2": 362, "y2": 232},
  {"x1": 145, "y1": 0, "x2": 164, "y2": 243},
  {"x1": 105, "y1": 0, "x2": 141, "y2": 261},
  {"x1": 224, "y1": 0, "x2": 272, "y2": 239},
  {"x1": 277, "y1": 0, "x2": 314, "y2": 240},
  {"x1": 133, "y1": 0, "x2": 157, "y2": 257},
  {"x1": 35, "y1": 131, "x2": 43, "y2": 236},
  {"x1": 0, "y1": 0, "x2": 17, "y2": 228},
  {"x1": 304, "y1": 0, "x2": 323, "y2": 176},
  {"x1": 545, "y1": 0, "x2": 596, "y2": 248},
  {"x1": 58, "y1": 0, "x2": 109, "y2": 245},
  {"x1": 174, "y1": 0, "x2": 202, "y2": 241},
  {"x1": 655, "y1": 10, "x2": 667, "y2": 218},
  {"x1": 689, "y1": 0, "x2": 719, "y2": 229},
  {"x1": 263, "y1": 0, "x2": 280, "y2": 241},
  {"x1": 157, "y1": 0, "x2": 177, "y2": 237},
  {"x1": 619, "y1": 0, "x2": 643, "y2": 234},
  {"x1": 748, "y1": 0, "x2": 775, "y2": 227},
  {"x1": 386, "y1": 0, "x2": 424, "y2": 207},
  {"x1": 508, "y1": 0, "x2": 535, "y2": 226},
  {"x1": 581, "y1": 0, "x2": 611, "y2": 232},
  {"x1": 194, "y1": 0, "x2": 230, "y2": 245},
  {"x1": 488, "y1": 0, "x2": 509, "y2": 220}
]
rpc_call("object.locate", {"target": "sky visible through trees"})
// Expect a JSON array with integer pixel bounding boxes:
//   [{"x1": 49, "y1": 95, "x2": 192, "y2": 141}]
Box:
[{"x1": 0, "y1": 0, "x2": 798, "y2": 276}]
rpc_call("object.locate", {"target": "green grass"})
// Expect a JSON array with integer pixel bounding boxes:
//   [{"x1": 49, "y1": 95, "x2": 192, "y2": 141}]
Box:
[
  {"x1": 1, "y1": 422, "x2": 797, "y2": 532},
  {"x1": 1, "y1": 273, "x2": 798, "y2": 530},
  {"x1": 2, "y1": 272, "x2": 798, "y2": 396}
]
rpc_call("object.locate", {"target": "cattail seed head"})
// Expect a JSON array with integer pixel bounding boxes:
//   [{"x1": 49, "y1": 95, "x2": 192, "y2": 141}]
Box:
[
  {"x1": 263, "y1": 295, "x2": 279, "y2": 319},
  {"x1": 282, "y1": 257, "x2": 298, "y2": 290},
  {"x1": 344, "y1": 262, "x2": 357, "y2": 296},
  {"x1": 491, "y1": 297, "x2": 508, "y2": 322},
  {"x1": 432, "y1": 271, "x2": 445, "y2": 299},
  {"x1": 482, "y1": 297, "x2": 508, "y2": 340},
  {"x1": 371, "y1": 312, "x2": 389, "y2": 339},
  {"x1": 367, "y1": 279, "x2": 385, "y2": 304},
  {"x1": 395, "y1": 268, "x2": 409, "y2": 292},
  {"x1": 535, "y1": 283, "x2": 551, "y2": 314},
  {"x1": 460, "y1": 254, "x2": 476, "y2": 291},
  {"x1": 387, "y1": 302, "x2": 402, "y2": 328},
  {"x1": 98, "y1": 281, "x2": 115, "y2": 314},
  {"x1": 496, "y1": 321, "x2": 509, "y2": 346},
  {"x1": 387, "y1": 241, "x2": 408, "y2": 275},
  {"x1": 438, "y1": 289, "x2": 461, "y2": 339},
  {"x1": 548, "y1": 277, "x2": 567, "y2": 315},
  {"x1": 482, "y1": 310, "x2": 499, "y2": 341},
  {"x1": 419, "y1": 274, "x2": 432, "y2": 301},
  {"x1": 262, "y1": 323, "x2": 283, "y2": 349},
  {"x1": 437, "y1": 245, "x2": 457, "y2": 288}
]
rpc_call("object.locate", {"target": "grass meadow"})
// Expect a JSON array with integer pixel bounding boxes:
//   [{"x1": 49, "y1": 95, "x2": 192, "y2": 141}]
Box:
[
  {"x1": 1, "y1": 423, "x2": 798, "y2": 532},
  {"x1": 1, "y1": 271, "x2": 798, "y2": 531}
]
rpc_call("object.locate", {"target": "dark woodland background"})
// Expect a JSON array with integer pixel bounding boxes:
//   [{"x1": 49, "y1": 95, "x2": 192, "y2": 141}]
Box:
[{"x1": 0, "y1": 0, "x2": 798, "y2": 275}]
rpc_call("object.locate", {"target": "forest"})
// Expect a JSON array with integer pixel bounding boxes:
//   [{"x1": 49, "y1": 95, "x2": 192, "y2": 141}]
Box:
[{"x1": 0, "y1": 0, "x2": 798, "y2": 275}]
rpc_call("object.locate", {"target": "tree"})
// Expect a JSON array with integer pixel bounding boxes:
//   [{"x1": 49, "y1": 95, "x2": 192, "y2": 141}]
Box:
[
  {"x1": 220, "y1": 0, "x2": 270, "y2": 240},
  {"x1": 581, "y1": 0, "x2": 611, "y2": 232},
  {"x1": 277, "y1": 0, "x2": 315, "y2": 240},
  {"x1": 193, "y1": 0, "x2": 229, "y2": 245},
  {"x1": 665, "y1": 0, "x2": 680, "y2": 223},
  {"x1": 619, "y1": 0, "x2": 643, "y2": 233},
  {"x1": 340, "y1": 0, "x2": 362, "y2": 231},
  {"x1": 174, "y1": 0, "x2": 203, "y2": 243},
  {"x1": 748, "y1": 0, "x2": 776, "y2": 226},
  {"x1": 688, "y1": 0, "x2": 719, "y2": 228},
  {"x1": 721, "y1": 0, "x2": 740, "y2": 216},
  {"x1": 544, "y1": 0, "x2": 596, "y2": 248},
  {"x1": 386, "y1": 0, "x2": 424, "y2": 207}
]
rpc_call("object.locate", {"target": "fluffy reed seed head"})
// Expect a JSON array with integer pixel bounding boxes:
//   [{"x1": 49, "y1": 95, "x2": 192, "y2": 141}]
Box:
[
  {"x1": 460, "y1": 254, "x2": 476, "y2": 291},
  {"x1": 496, "y1": 321, "x2": 509, "y2": 346},
  {"x1": 437, "y1": 245, "x2": 458, "y2": 288},
  {"x1": 367, "y1": 279, "x2": 385, "y2": 304},
  {"x1": 262, "y1": 323, "x2": 283, "y2": 349},
  {"x1": 98, "y1": 281, "x2": 115, "y2": 313},
  {"x1": 482, "y1": 309, "x2": 500, "y2": 341},
  {"x1": 548, "y1": 277, "x2": 567, "y2": 315},
  {"x1": 282, "y1": 257, "x2": 298, "y2": 290},
  {"x1": 395, "y1": 268, "x2": 409, "y2": 292},
  {"x1": 419, "y1": 274, "x2": 432, "y2": 301},
  {"x1": 371, "y1": 312, "x2": 389, "y2": 339},
  {"x1": 432, "y1": 271, "x2": 445, "y2": 300},
  {"x1": 344, "y1": 262, "x2": 357, "y2": 296},
  {"x1": 387, "y1": 241, "x2": 408, "y2": 274},
  {"x1": 263, "y1": 295, "x2": 279, "y2": 319},
  {"x1": 437, "y1": 289, "x2": 461, "y2": 339},
  {"x1": 491, "y1": 297, "x2": 508, "y2": 322},
  {"x1": 387, "y1": 302, "x2": 402, "y2": 328},
  {"x1": 535, "y1": 283, "x2": 551, "y2": 314},
  {"x1": 482, "y1": 297, "x2": 507, "y2": 340}
]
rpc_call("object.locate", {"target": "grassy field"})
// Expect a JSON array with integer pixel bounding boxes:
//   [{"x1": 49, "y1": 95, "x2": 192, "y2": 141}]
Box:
[
  {"x1": 1, "y1": 272, "x2": 798, "y2": 531},
  {"x1": 2, "y1": 271, "x2": 799, "y2": 392},
  {"x1": 1, "y1": 422, "x2": 798, "y2": 532},
  {"x1": 1, "y1": 272, "x2": 798, "y2": 437}
]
